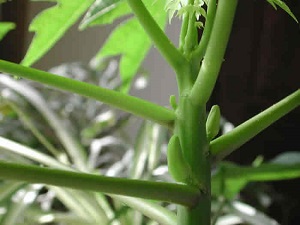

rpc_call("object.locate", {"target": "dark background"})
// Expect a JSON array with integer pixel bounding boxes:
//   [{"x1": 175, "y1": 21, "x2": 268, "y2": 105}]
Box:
[
  {"x1": 0, "y1": 0, "x2": 28, "y2": 62},
  {"x1": 209, "y1": 1, "x2": 300, "y2": 224},
  {"x1": 1, "y1": 1, "x2": 299, "y2": 224}
]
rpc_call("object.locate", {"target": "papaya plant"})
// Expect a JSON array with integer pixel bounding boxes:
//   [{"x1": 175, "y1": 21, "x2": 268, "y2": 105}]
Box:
[
  {"x1": 0, "y1": 59, "x2": 176, "y2": 225},
  {"x1": 0, "y1": 0, "x2": 299, "y2": 225}
]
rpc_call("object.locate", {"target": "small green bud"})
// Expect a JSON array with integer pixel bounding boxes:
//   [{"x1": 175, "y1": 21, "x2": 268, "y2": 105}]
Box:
[
  {"x1": 206, "y1": 105, "x2": 221, "y2": 141},
  {"x1": 169, "y1": 95, "x2": 177, "y2": 110}
]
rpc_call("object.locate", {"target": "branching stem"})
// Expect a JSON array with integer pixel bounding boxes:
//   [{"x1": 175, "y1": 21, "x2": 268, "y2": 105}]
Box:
[
  {"x1": 211, "y1": 90, "x2": 300, "y2": 160},
  {"x1": 190, "y1": 0, "x2": 238, "y2": 106},
  {"x1": 0, "y1": 60, "x2": 175, "y2": 128},
  {"x1": 192, "y1": 0, "x2": 217, "y2": 60},
  {"x1": 126, "y1": 0, "x2": 187, "y2": 73},
  {"x1": 0, "y1": 161, "x2": 201, "y2": 207}
]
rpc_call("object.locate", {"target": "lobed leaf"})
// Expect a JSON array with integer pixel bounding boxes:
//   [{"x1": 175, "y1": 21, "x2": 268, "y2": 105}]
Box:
[
  {"x1": 94, "y1": 0, "x2": 167, "y2": 92},
  {"x1": 0, "y1": 22, "x2": 15, "y2": 42},
  {"x1": 266, "y1": 0, "x2": 298, "y2": 23},
  {"x1": 165, "y1": 0, "x2": 206, "y2": 22},
  {"x1": 22, "y1": 0, "x2": 94, "y2": 66},
  {"x1": 79, "y1": 0, "x2": 132, "y2": 29}
]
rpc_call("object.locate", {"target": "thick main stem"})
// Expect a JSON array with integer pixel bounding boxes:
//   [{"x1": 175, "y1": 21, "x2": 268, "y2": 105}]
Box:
[
  {"x1": 174, "y1": 69, "x2": 210, "y2": 224},
  {"x1": 176, "y1": 100, "x2": 210, "y2": 225},
  {"x1": 174, "y1": 1, "x2": 239, "y2": 224}
]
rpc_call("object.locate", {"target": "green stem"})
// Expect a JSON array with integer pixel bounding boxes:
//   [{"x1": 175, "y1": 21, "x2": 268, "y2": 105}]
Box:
[
  {"x1": 179, "y1": 13, "x2": 189, "y2": 51},
  {"x1": 0, "y1": 60, "x2": 175, "y2": 128},
  {"x1": 174, "y1": 2, "x2": 238, "y2": 224},
  {"x1": 210, "y1": 89, "x2": 300, "y2": 160},
  {"x1": 183, "y1": 14, "x2": 197, "y2": 55},
  {"x1": 183, "y1": 0, "x2": 198, "y2": 55},
  {"x1": 176, "y1": 103, "x2": 210, "y2": 225},
  {"x1": 0, "y1": 161, "x2": 201, "y2": 207},
  {"x1": 220, "y1": 163, "x2": 300, "y2": 182},
  {"x1": 190, "y1": 0, "x2": 238, "y2": 106},
  {"x1": 126, "y1": 0, "x2": 187, "y2": 73},
  {"x1": 191, "y1": 0, "x2": 217, "y2": 60}
]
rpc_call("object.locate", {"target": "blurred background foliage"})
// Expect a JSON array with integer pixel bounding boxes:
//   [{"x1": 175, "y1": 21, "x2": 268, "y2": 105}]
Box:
[{"x1": 0, "y1": 0, "x2": 299, "y2": 224}]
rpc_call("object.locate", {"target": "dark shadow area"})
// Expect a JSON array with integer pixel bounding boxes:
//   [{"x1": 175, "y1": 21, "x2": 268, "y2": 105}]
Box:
[
  {"x1": 0, "y1": 0, "x2": 28, "y2": 62},
  {"x1": 209, "y1": 1, "x2": 300, "y2": 224}
]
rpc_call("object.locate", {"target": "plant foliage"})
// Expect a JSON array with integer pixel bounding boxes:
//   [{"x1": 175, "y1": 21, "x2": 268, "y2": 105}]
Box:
[
  {"x1": 0, "y1": 0, "x2": 299, "y2": 225},
  {"x1": 21, "y1": 0, "x2": 94, "y2": 66}
]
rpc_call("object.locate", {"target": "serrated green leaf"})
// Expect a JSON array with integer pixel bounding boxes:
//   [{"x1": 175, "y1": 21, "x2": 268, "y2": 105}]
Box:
[
  {"x1": 0, "y1": 22, "x2": 15, "y2": 42},
  {"x1": 22, "y1": 0, "x2": 94, "y2": 66},
  {"x1": 267, "y1": 0, "x2": 277, "y2": 9},
  {"x1": 94, "y1": 0, "x2": 167, "y2": 92},
  {"x1": 266, "y1": 0, "x2": 298, "y2": 23},
  {"x1": 79, "y1": 0, "x2": 132, "y2": 30},
  {"x1": 165, "y1": 0, "x2": 206, "y2": 22},
  {"x1": 165, "y1": 0, "x2": 182, "y2": 23},
  {"x1": 96, "y1": 18, "x2": 150, "y2": 92}
]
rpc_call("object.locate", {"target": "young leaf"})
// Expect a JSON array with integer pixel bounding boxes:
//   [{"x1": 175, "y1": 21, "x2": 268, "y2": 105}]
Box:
[
  {"x1": 165, "y1": 0, "x2": 206, "y2": 23},
  {"x1": 22, "y1": 0, "x2": 94, "y2": 66},
  {"x1": 79, "y1": 0, "x2": 132, "y2": 30},
  {"x1": 167, "y1": 135, "x2": 194, "y2": 184},
  {"x1": 165, "y1": 0, "x2": 182, "y2": 23},
  {"x1": 266, "y1": 0, "x2": 298, "y2": 23},
  {"x1": 0, "y1": 22, "x2": 15, "y2": 42},
  {"x1": 94, "y1": 0, "x2": 167, "y2": 92},
  {"x1": 206, "y1": 105, "x2": 221, "y2": 141}
]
